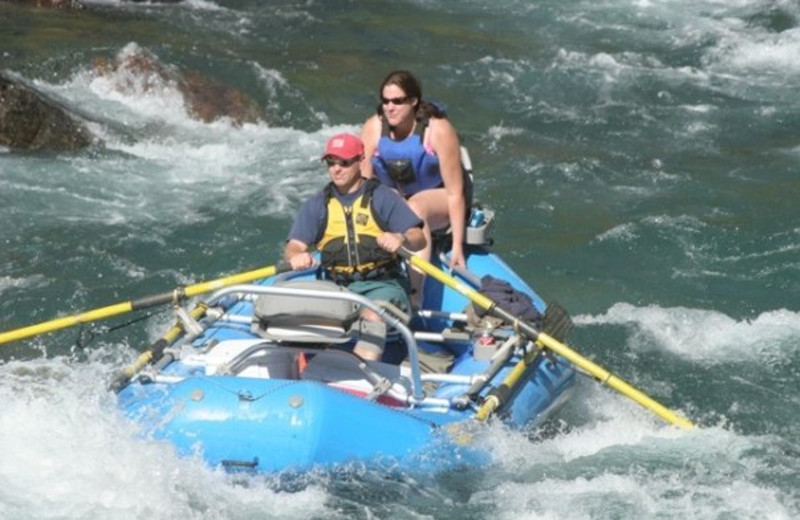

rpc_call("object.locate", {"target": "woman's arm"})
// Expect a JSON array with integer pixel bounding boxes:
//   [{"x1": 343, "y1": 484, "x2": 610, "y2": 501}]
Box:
[
  {"x1": 360, "y1": 114, "x2": 381, "y2": 179},
  {"x1": 430, "y1": 117, "x2": 467, "y2": 268}
]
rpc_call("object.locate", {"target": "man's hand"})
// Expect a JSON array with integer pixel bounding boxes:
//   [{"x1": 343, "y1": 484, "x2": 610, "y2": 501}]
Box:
[
  {"x1": 288, "y1": 252, "x2": 315, "y2": 270},
  {"x1": 284, "y1": 239, "x2": 315, "y2": 271},
  {"x1": 376, "y1": 231, "x2": 405, "y2": 253}
]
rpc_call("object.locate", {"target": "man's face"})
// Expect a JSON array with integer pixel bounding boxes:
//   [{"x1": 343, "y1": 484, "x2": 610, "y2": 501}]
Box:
[{"x1": 324, "y1": 155, "x2": 362, "y2": 193}]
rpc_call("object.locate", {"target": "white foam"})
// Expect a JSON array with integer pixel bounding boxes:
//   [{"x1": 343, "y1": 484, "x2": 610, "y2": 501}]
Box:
[
  {"x1": 487, "y1": 124, "x2": 525, "y2": 140},
  {"x1": 680, "y1": 104, "x2": 716, "y2": 113},
  {"x1": 594, "y1": 214, "x2": 704, "y2": 244},
  {"x1": 83, "y1": 0, "x2": 223, "y2": 10},
  {"x1": 77, "y1": 42, "x2": 193, "y2": 125},
  {"x1": 543, "y1": 0, "x2": 800, "y2": 105},
  {"x1": 481, "y1": 466, "x2": 792, "y2": 520},
  {"x1": 481, "y1": 390, "x2": 793, "y2": 519},
  {"x1": 252, "y1": 63, "x2": 329, "y2": 126},
  {"x1": 182, "y1": 0, "x2": 222, "y2": 10},
  {"x1": 0, "y1": 275, "x2": 49, "y2": 295},
  {"x1": 576, "y1": 303, "x2": 800, "y2": 363},
  {"x1": 486, "y1": 124, "x2": 526, "y2": 152},
  {"x1": 595, "y1": 223, "x2": 638, "y2": 243},
  {"x1": 708, "y1": 27, "x2": 800, "y2": 75},
  {"x1": 641, "y1": 213, "x2": 705, "y2": 232},
  {"x1": 254, "y1": 65, "x2": 289, "y2": 95},
  {"x1": 14, "y1": 50, "x2": 364, "y2": 228},
  {"x1": 0, "y1": 355, "x2": 331, "y2": 518}
]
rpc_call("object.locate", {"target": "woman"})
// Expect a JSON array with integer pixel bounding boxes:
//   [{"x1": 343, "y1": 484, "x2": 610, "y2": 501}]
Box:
[{"x1": 361, "y1": 70, "x2": 469, "y2": 301}]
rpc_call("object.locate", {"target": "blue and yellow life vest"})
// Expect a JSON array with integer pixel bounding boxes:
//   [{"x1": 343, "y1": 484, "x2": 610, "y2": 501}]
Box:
[
  {"x1": 371, "y1": 116, "x2": 443, "y2": 198},
  {"x1": 318, "y1": 179, "x2": 399, "y2": 282}
]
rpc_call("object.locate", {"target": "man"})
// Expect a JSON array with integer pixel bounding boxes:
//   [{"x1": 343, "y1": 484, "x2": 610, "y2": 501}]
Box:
[{"x1": 284, "y1": 133, "x2": 426, "y2": 360}]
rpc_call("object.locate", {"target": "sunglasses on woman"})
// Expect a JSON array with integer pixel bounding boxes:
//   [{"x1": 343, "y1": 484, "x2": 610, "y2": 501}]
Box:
[
  {"x1": 381, "y1": 95, "x2": 411, "y2": 106},
  {"x1": 323, "y1": 156, "x2": 360, "y2": 168}
]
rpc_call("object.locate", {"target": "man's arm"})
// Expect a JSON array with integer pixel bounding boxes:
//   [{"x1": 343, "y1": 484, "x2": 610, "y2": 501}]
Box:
[
  {"x1": 284, "y1": 238, "x2": 315, "y2": 270},
  {"x1": 284, "y1": 193, "x2": 325, "y2": 271},
  {"x1": 372, "y1": 185, "x2": 427, "y2": 253},
  {"x1": 402, "y1": 227, "x2": 426, "y2": 251},
  {"x1": 376, "y1": 226, "x2": 426, "y2": 254}
]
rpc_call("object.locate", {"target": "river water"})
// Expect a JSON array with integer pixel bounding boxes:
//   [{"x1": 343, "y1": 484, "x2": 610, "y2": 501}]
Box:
[{"x1": 1, "y1": 0, "x2": 798, "y2": 518}]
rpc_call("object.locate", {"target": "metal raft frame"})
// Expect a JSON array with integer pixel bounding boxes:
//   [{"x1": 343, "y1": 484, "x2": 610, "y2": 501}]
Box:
[
  {"x1": 135, "y1": 283, "x2": 537, "y2": 414},
  {"x1": 200, "y1": 283, "x2": 432, "y2": 403}
]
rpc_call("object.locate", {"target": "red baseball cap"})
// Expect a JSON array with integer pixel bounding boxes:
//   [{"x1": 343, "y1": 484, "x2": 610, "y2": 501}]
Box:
[{"x1": 322, "y1": 133, "x2": 364, "y2": 160}]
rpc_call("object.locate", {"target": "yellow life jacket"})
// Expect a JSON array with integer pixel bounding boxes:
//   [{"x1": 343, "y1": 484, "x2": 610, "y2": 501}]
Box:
[{"x1": 318, "y1": 179, "x2": 398, "y2": 282}]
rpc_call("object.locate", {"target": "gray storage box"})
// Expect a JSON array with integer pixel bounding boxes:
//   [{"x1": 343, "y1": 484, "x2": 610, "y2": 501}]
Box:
[
  {"x1": 466, "y1": 207, "x2": 495, "y2": 245},
  {"x1": 252, "y1": 280, "x2": 360, "y2": 343}
]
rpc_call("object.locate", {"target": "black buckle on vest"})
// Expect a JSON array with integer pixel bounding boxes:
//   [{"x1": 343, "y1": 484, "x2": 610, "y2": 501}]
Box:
[{"x1": 384, "y1": 159, "x2": 416, "y2": 186}]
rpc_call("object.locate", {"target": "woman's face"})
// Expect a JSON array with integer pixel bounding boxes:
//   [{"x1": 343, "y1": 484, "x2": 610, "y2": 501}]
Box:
[{"x1": 381, "y1": 84, "x2": 416, "y2": 127}]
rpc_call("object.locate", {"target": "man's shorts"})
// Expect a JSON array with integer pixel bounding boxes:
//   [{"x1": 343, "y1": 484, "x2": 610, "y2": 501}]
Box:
[{"x1": 346, "y1": 277, "x2": 411, "y2": 313}]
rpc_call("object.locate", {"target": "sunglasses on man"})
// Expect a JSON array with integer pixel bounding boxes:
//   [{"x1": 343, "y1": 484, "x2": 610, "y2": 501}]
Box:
[{"x1": 323, "y1": 156, "x2": 361, "y2": 168}]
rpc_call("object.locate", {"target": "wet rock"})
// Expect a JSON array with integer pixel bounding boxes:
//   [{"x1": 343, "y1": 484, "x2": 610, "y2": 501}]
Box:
[
  {"x1": 94, "y1": 44, "x2": 265, "y2": 126},
  {"x1": 0, "y1": 73, "x2": 93, "y2": 151},
  {"x1": 178, "y1": 71, "x2": 264, "y2": 126}
]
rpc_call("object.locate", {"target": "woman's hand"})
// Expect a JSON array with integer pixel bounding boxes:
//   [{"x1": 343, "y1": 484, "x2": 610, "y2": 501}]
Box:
[{"x1": 449, "y1": 247, "x2": 467, "y2": 270}]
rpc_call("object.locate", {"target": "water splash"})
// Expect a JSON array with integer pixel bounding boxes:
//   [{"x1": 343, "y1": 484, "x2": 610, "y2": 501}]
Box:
[
  {"x1": 576, "y1": 303, "x2": 800, "y2": 363},
  {"x1": 0, "y1": 353, "x2": 333, "y2": 518}
]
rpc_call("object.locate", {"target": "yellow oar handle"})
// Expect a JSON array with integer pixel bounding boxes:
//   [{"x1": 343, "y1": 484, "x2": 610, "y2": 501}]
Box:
[
  {"x1": 0, "y1": 262, "x2": 287, "y2": 346},
  {"x1": 399, "y1": 249, "x2": 694, "y2": 429}
]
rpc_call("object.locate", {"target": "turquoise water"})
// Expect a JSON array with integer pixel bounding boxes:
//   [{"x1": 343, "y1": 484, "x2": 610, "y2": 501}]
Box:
[{"x1": 1, "y1": 0, "x2": 799, "y2": 518}]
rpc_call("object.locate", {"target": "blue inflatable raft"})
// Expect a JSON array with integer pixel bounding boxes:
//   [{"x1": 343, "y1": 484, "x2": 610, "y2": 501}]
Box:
[{"x1": 114, "y1": 232, "x2": 577, "y2": 474}]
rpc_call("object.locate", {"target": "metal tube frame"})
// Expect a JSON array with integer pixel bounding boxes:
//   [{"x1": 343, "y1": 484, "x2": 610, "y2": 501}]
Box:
[{"x1": 204, "y1": 284, "x2": 426, "y2": 401}]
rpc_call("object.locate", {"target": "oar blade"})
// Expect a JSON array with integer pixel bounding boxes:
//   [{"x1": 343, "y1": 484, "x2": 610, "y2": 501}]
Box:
[{"x1": 541, "y1": 301, "x2": 574, "y2": 342}]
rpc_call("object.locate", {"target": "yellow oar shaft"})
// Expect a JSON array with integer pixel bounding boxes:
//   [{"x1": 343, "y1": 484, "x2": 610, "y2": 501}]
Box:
[
  {"x1": 182, "y1": 265, "x2": 280, "y2": 298},
  {"x1": 119, "y1": 318, "x2": 195, "y2": 378},
  {"x1": 535, "y1": 332, "x2": 694, "y2": 429},
  {"x1": 476, "y1": 349, "x2": 539, "y2": 421},
  {"x1": 0, "y1": 302, "x2": 133, "y2": 345},
  {"x1": 108, "y1": 303, "x2": 208, "y2": 393},
  {"x1": 401, "y1": 250, "x2": 694, "y2": 429},
  {"x1": 412, "y1": 256, "x2": 495, "y2": 309},
  {"x1": 0, "y1": 264, "x2": 281, "y2": 346}
]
